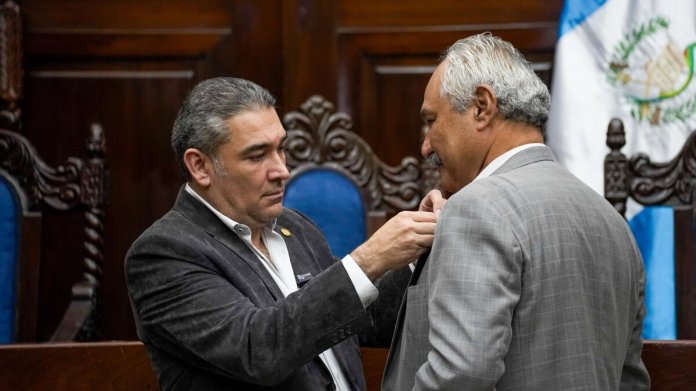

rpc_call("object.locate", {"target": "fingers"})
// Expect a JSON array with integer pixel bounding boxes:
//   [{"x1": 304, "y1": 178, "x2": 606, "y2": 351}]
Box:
[
  {"x1": 354, "y1": 209, "x2": 439, "y2": 279},
  {"x1": 412, "y1": 221, "x2": 436, "y2": 235},
  {"x1": 430, "y1": 191, "x2": 446, "y2": 215},
  {"x1": 411, "y1": 233, "x2": 434, "y2": 248},
  {"x1": 419, "y1": 189, "x2": 447, "y2": 216},
  {"x1": 396, "y1": 210, "x2": 438, "y2": 223}
]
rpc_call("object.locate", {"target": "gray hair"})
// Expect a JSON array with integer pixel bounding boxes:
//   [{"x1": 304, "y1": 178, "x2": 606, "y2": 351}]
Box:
[
  {"x1": 440, "y1": 32, "x2": 550, "y2": 135},
  {"x1": 171, "y1": 77, "x2": 276, "y2": 180}
]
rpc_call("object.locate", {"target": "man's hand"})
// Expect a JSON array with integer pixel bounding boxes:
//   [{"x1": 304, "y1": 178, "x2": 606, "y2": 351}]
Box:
[
  {"x1": 351, "y1": 211, "x2": 436, "y2": 281},
  {"x1": 419, "y1": 189, "x2": 446, "y2": 216}
]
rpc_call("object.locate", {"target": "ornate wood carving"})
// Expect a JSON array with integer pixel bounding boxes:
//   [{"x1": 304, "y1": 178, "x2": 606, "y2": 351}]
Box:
[
  {"x1": 604, "y1": 118, "x2": 629, "y2": 216},
  {"x1": 283, "y1": 95, "x2": 425, "y2": 212},
  {"x1": 0, "y1": 129, "x2": 83, "y2": 211},
  {"x1": 0, "y1": 124, "x2": 108, "y2": 341},
  {"x1": 51, "y1": 124, "x2": 108, "y2": 341},
  {"x1": 0, "y1": 1, "x2": 21, "y2": 130},
  {"x1": 605, "y1": 117, "x2": 696, "y2": 217},
  {"x1": 629, "y1": 137, "x2": 696, "y2": 207}
]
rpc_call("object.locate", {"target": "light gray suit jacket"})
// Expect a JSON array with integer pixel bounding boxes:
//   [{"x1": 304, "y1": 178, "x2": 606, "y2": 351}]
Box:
[{"x1": 382, "y1": 146, "x2": 650, "y2": 390}]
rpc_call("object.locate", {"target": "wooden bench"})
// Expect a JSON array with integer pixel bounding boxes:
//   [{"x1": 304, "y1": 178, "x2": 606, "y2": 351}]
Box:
[
  {"x1": 0, "y1": 341, "x2": 158, "y2": 390},
  {"x1": 0, "y1": 341, "x2": 693, "y2": 390}
]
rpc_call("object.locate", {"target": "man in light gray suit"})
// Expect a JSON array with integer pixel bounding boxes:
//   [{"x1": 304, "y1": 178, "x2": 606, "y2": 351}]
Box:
[
  {"x1": 382, "y1": 33, "x2": 651, "y2": 390},
  {"x1": 126, "y1": 77, "x2": 437, "y2": 390}
]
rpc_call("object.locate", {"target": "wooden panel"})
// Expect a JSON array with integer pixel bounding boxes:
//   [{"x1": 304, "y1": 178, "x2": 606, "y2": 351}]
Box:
[
  {"x1": 642, "y1": 340, "x2": 696, "y2": 391},
  {"x1": 24, "y1": 0, "x2": 232, "y2": 28},
  {"x1": 365, "y1": 64, "x2": 431, "y2": 165},
  {"x1": 0, "y1": 341, "x2": 692, "y2": 391},
  {"x1": 363, "y1": 342, "x2": 696, "y2": 391},
  {"x1": 337, "y1": 25, "x2": 558, "y2": 168},
  {"x1": 22, "y1": 0, "x2": 283, "y2": 341},
  {"x1": 674, "y1": 207, "x2": 696, "y2": 339},
  {"x1": 24, "y1": 0, "x2": 233, "y2": 58},
  {"x1": 361, "y1": 347, "x2": 389, "y2": 391},
  {"x1": 24, "y1": 75, "x2": 191, "y2": 340},
  {"x1": 337, "y1": 0, "x2": 562, "y2": 27},
  {"x1": 281, "y1": 0, "x2": 338, "y2": 110},
  {"x1": 0, "y1": 341, "x2": 158, "y2": 391}
]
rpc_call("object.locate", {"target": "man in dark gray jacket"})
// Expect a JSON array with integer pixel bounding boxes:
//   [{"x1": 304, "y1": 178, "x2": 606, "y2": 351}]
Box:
[{"x1": 126, "y1": 77, "x2": 441, "y2": 390}]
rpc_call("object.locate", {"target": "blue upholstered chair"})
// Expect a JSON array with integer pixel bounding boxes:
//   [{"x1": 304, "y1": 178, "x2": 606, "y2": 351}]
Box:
[
  {"x1": 282, "y1": 95, "x2": 428, "y2": 258},
  {"x1": 0, "y1": 126, "x2": 108, "y2": 342},
  {"x1": 284, "y1": 166, "x2": 367, "y2": 258},
  {"x1": 0, "y1": 176, "x2": 18, "y2": 343}
]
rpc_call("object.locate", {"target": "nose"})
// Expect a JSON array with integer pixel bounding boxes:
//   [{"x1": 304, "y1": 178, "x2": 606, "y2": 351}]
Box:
[
  {"x1": 269, "y1": 151, "x2": 290, "y2": 181},
  {"x1": 421, "y1": 130, "x2": 432, "y2": 159}
]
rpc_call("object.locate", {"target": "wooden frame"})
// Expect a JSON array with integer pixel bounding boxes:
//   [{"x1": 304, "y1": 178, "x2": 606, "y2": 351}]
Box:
[
  {"x1": 1, "y1": 341, "x2": 689, "y2": 390},
  {"x1": 0, "y1": 0, "x2": 109, "y2": 342},
  {"x1": 0, "y1": 125, "x2": 108, "y2": 341},
  {"x1": 0, "y1": 341, "x2": 158, "y2": 390},
  {"x1": 604, "y1": 118, "x2": 696, "y2": 339}
]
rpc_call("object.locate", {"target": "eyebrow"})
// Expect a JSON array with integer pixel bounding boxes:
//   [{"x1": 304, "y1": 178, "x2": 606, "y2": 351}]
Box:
[{"x1": 240, "y1": 135, "x2": 288, "y2": 155}]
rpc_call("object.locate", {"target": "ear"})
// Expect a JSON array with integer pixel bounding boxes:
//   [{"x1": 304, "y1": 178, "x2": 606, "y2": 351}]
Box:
[
  {"x1": 472, "y1": 84, "x2": 497, "y2": 128},
  {"x1": 183, "y1": 148, "x2": 213, "y2": 188}
]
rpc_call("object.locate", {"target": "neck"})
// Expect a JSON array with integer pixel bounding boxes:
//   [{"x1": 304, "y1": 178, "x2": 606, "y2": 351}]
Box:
[
  {"x1": 186, "y1": 182, "x2": 270, "y2": 235},
  {"x1": 251, "y1": 229, "x2": 270, "y2": 258},
  {"x1": 482, "y1": 121, "x2": 543, "y2": 168},
  {"x1": 251, "y1": 229, "x2": 263, "y2": 245}
]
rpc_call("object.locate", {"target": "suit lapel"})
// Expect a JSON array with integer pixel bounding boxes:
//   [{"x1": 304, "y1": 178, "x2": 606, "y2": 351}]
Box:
[
  {"x1": 274, "y1": 216, "x2": 328, "y2": 289},
  {"x1": 212, "y1": 231, "x2": 286, "y2": 301},
  {"x1": 173, "y1": 187, "x2": 285, "y2": 300},
  {"x1": 409, "y1": 250, "x2": 430, "y2": 286}
]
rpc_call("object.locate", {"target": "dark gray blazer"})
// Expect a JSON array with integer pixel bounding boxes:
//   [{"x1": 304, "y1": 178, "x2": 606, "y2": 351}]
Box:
[{"x1": 126, "y1": 187, "x2": 371, "y2": 391}]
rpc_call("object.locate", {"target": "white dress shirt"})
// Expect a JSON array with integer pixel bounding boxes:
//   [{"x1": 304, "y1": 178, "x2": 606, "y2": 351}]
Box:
[
  {"x1": 185, "y1": 184, "x2": 378, "y2": 390},
  {"x1": 473, "y1": 143, "x2": 545, "y2": 181}
]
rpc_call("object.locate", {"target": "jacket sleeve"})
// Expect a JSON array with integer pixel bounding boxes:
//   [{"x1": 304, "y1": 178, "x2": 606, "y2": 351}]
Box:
[
  {"x1": 359, "y1": 266, "x2": 412, "y2": 347},
  {"x1": 619, "y1": 268, "x2": 651, "y2": 390},
  {"x1": 413, "y1": 195, "x2": 521, "y2": 390}
]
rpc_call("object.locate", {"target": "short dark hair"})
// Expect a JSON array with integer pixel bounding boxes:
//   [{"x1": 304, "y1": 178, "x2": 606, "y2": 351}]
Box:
[{"x1": 171, "y1": 77, "x2": 276, "y2": 180}]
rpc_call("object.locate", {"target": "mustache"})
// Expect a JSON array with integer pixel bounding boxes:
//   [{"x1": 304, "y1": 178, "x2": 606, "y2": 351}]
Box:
[{"x1": 425, "y1": 152, "x2": 443, "y2": 168}]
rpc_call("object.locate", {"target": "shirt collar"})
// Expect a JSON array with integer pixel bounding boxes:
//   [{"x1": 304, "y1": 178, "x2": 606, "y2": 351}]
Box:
[
  {"x1": 184, "y1": 183, "x2": 277, "y2": 234},
  {"x1": 473, "y1": 143, "x2": 545, "y2": 182}
]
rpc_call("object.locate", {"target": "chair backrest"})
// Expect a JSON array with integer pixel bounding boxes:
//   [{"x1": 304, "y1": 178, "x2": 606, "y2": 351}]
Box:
[
  {"x1": 284, "y1": 166, "x2": 367, "y2": 257},
  {"x1": 604, "y1": 118, "x2": 696, "y2": 339},
  {"x1": 0, "y1": 125, "x2": 108, "y2": 342},
  {"x1": 0, "y1": 175, "x2": 18, "y2": 343},
  {"x1": 282, "y1": 95, "x2": 428, "y2": 257}
]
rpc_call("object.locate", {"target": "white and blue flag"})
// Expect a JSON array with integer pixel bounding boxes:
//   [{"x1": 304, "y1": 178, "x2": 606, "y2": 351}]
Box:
[{"x1": 547, "y1": 0, "x2": 696, "y2": 339}]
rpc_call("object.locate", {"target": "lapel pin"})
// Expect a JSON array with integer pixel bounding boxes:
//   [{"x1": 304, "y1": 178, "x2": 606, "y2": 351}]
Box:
[{"x1": 280, "y1": 227, "x2": 292, "y2": 237}]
